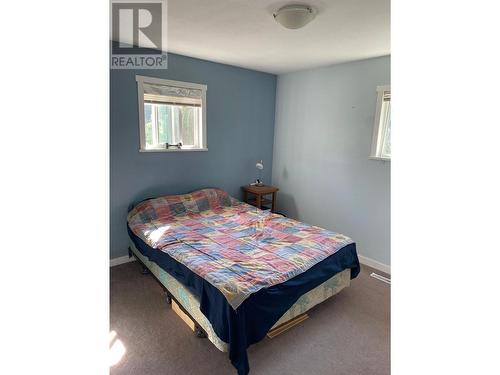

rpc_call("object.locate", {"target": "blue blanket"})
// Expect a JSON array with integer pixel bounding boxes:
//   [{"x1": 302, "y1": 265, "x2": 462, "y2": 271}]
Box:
[{"x1": 128, "y1": 226, "x2": 360, "y2": 374}]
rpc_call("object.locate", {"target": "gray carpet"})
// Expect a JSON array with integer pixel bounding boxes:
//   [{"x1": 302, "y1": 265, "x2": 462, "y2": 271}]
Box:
[{"x1": 110, "y1": 261, "x2": 390, "y2": 375}]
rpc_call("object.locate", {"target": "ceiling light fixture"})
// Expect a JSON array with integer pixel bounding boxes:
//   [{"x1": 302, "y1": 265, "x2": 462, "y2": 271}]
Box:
[{"x1": 273, "y1": 4, "x2": 317, "y2": 29}]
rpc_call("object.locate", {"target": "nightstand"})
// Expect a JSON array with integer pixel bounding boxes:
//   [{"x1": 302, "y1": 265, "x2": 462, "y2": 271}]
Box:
[{"x1": 241, "y1": 185, "x2": 279, "y2": 212}]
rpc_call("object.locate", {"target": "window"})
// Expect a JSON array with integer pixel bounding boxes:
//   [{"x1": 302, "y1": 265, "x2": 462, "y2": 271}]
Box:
[
  {"x1": 370, "y1": 85, "x2": 391, "y2": 160},
  {"x1": 136, "y1": 75, "x2": 207, "y2": 151}
]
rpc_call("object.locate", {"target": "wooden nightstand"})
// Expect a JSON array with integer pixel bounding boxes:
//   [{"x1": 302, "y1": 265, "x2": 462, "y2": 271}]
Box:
[{"x1": 241, "y1": 185, "x2": 279, "y2": 212}]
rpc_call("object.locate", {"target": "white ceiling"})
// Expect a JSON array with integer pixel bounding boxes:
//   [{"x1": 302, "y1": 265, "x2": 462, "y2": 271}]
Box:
[{"x1": 168, "y1": 0, "x2": 390, "y2": 74}]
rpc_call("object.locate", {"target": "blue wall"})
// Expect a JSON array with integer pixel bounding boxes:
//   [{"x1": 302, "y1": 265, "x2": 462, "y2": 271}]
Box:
[
  {"x1": 111, "y1": 53, "x2": 277, "y2": 259},
  {"x1": 272, "y1": 56, "x2": 391, "y2": 266}
]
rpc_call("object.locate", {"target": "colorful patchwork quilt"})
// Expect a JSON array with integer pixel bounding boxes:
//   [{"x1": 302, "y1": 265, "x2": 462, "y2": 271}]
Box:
[{"x1": 127, "y1": 188, "x2": 354, "y2": 309}]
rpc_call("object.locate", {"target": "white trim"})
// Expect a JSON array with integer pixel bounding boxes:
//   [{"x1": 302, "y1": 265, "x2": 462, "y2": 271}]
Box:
[
  {"x1": 135, "y1": 75, "x2": 207, "y2": 91},
  {"x1": 358, "y1": 254, "x2": 391, "y2": 275},
  {"x1": 139, "y1": 147, "x2": 208, "y2": 153},
  {"x1": 110, "y1": 255, "x2": 136, "y2": 267},
  {"x1": 137, "y1": 79, "x2": 146, "y2": 150},
  {"x1": 370, "y1": 85, "x2": 391, "y2": 159},
  {"x1": 201, "y1": 89, "x2": 207, "y2": 149}
]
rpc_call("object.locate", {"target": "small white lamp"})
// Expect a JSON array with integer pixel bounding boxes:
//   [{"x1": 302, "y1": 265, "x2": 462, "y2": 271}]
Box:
[{"x1": 254, "y1": 160, "x2": 264, "y2": 186}]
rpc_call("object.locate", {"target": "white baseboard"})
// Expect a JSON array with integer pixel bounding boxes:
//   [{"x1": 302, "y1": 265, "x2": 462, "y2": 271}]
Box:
[
  {"x1": 110, "y1": 255, "x2": 136, "y2": 267},
  {"x1": 358, "y1": 255, "x2": 390, "y2": 275}
]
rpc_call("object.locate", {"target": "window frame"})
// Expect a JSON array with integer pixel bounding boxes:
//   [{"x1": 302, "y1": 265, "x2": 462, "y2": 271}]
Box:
[
  {"x1": 136, "y1": 75, "x2": 208, "y2": 152},
  {"x1": 370, "y1": 85, "x2": 391, "y2": 161}
]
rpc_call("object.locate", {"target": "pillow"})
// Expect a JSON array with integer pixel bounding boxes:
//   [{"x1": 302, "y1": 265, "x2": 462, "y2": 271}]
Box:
[{"x1": 128, "y1": 188, "x2": 233, "y2": 223}]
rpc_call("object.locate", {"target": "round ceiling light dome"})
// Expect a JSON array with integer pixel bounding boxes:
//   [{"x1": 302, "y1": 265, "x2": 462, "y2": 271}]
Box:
[{"x1": 273, "y1": 4, "x2": 317, "y2": 29}]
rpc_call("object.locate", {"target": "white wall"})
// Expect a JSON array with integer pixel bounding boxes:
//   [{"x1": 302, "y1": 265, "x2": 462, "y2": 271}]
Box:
[{"x1": 272, "y1": 56, "x2": 390, "y2": 266}]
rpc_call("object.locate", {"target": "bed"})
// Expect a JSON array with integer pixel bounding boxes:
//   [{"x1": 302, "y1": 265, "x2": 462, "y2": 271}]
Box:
[{"x1": 127, "y1": 188, "x2": 360, "y2": 374}]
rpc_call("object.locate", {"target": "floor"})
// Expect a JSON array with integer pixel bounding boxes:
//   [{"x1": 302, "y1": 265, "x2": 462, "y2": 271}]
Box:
[{"x1": 110, "y1": 261, "x2": 390, "y2": 375}]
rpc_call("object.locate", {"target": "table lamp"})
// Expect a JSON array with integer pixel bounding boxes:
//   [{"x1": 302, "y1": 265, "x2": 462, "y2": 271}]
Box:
[{"x1": 253, "y1": 160, "x2": 264, "y2": 186}]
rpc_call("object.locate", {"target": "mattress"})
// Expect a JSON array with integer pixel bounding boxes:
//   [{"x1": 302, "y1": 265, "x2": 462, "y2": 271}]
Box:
[{"x1": 129, "y1": 241, "x2": 351, "y2": 352}]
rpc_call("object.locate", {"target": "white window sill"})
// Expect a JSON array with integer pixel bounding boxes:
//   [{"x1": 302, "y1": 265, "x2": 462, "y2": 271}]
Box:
[
  {"x1": 139, "y1": 148, "x2": 208, "y2": 153},
  {"x1": 369, "y1": 156, "x2": 391, "y2": 162}
]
